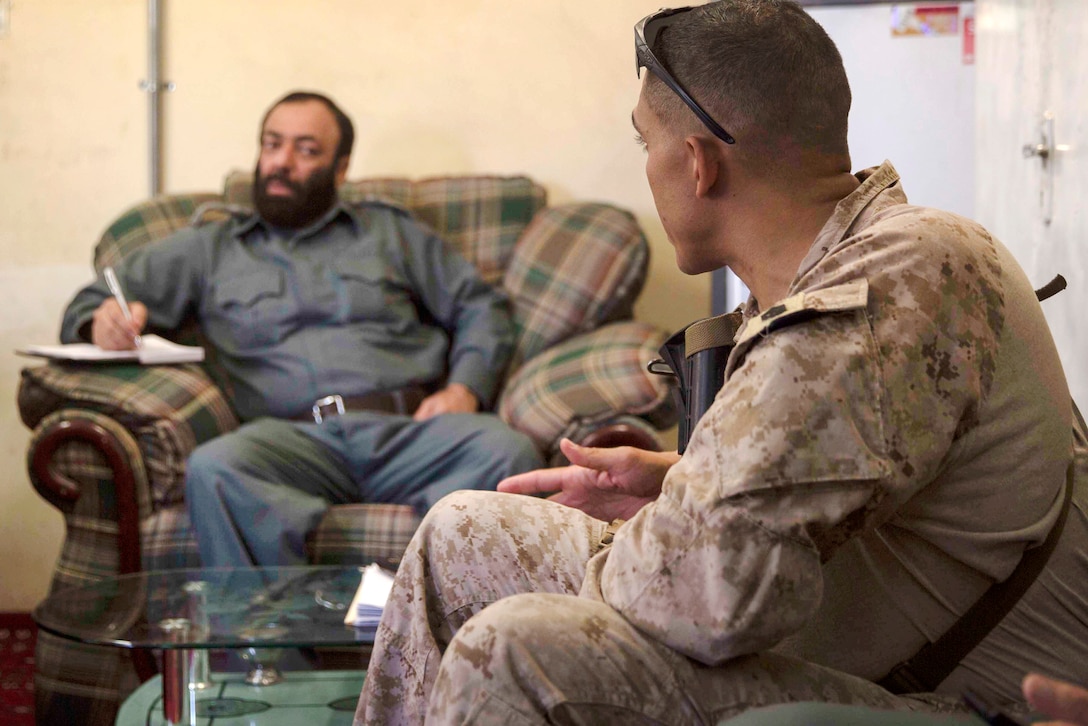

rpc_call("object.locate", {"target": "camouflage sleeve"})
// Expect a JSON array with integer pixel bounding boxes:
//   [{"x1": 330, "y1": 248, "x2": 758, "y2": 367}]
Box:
[{"x1": 587, "y1": 284, "x2": 898, "y2": 665}]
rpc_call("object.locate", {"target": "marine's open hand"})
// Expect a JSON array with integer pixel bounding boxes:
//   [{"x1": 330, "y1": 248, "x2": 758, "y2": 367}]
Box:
[
  {"x1": 1024, "y1": 673, "x2": 1088, "y2": 726},
  {"x1": 498, "y1": 438, "x2": 679, "y2": 522}
]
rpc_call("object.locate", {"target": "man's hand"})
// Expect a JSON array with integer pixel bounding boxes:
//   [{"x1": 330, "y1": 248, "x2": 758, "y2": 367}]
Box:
[
  {"x1": 413, "y1": 383, "x2": 479, "y2": 420},
  {"x1": 497, "y1": 438, "x2": 679, "y2": 522},
  {"x1": 1023, "y1": 673, "x2": 1088, "y2": 726},
  {"x1": 91, "y1": 298, "x2": 148, "y2": 350}
]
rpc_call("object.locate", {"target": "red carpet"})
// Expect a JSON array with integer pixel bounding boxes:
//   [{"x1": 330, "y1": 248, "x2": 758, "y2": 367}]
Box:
[{"x1": 0, "y1": 613, "x2": 35, "y2": 726}]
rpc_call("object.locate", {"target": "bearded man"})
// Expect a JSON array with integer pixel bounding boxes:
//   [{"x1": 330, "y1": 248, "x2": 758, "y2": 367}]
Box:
[{"x1": 60, "y1": 91, "x2": 542, "y2": 568}]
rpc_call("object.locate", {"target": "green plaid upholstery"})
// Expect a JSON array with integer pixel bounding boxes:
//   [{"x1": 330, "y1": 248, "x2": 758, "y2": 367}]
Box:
[
  {"x1": 402, "y1": 176, "x2": 546, "y2": 284},
  {"x1": 27, "y1": 411, "x2": 148, "y2": 724},
  {"x1": 94, "y1": 194, "x2": 221, "y2": 271},
  {"x1": 34, "y1": 630, "x2": 141, "y2": 726},
  {"x1": 307, "y1": 504, "x2": 424, "y2": 567},
  {"x1": 27, "y1": 411, "x2": 151, "y2": 575},
  {"x1": 503, "y1": 203, "x2": 649, "y2": 371},
  {"x1": 139, "y1": 504, "x2": 201, "y2": 572},
  {"x1": 499, "y1": 321, "x2": 672, "y2": 454},
  {"x1": 20, "y1": 362, "x2": 239, "y2": 508},
  {"x1": 19, "y1": 173, "x2": 675, "y2": 726}
]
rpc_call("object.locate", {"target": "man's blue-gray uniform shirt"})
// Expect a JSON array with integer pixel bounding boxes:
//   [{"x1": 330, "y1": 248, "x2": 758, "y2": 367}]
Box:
[{"x1": 60, "y1": 200, "x2": 515, "y2": 421}]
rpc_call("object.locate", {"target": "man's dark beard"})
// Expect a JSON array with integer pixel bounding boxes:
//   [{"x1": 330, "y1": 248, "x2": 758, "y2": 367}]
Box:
[{"x1": 253, "y1": 161, "x2": 338, "y2": 230}]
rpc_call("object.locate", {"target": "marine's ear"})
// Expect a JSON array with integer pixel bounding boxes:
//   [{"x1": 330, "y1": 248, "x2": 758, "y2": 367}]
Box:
[{"x1": 688, "y1": 136, "x2": 721, "y2": 199}]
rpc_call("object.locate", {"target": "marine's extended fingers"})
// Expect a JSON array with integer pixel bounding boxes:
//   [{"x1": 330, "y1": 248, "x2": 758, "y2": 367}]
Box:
[
  {"x1": 497, "y1": 468, "x2": 564, "y2": 496},
  {"x1": 1024, "y1": 674, "x2": 1088, "y2": 725},
  {"x1": 559, "y1": 438, "x2": 628, "y2": 474}
]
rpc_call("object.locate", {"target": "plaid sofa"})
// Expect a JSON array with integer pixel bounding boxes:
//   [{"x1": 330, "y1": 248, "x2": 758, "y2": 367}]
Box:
[{"x1": 18, "y1": 173, "x2": 677, "y2": 725}]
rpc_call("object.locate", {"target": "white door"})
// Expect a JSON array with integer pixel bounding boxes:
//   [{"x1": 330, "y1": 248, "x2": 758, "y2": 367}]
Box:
[{"x1": 976, "y1": 0, "x2": 1088, "y2": 409}]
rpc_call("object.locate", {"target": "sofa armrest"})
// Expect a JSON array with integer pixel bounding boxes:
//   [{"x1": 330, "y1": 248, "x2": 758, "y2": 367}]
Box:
[
  {"x1": 28, "y1": 410, "x2": 154, "y2": 576},
  {"x1": 497, "y1": 321, "x2": 677, "y2": 458},
  {"x1": 20, "y1": 362, "x2": 239, "y2": 510}
]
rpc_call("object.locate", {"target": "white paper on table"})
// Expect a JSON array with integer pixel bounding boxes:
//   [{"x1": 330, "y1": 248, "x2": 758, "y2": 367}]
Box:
[{"x1": 343, "y1": 563, "x2": 395, "y2": 627}]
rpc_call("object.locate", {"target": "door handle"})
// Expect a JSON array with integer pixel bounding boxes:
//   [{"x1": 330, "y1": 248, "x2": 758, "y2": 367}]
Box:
[
  {"x1": 1022, "y1": 112, "x2": 1055, "y2": 163},
  {"x1": 1022, "y1": 112, "x2": 1056, "y2": 225},
  {"x1": 1022, "y1": 142, "x2": 1051, "y2": 159}
]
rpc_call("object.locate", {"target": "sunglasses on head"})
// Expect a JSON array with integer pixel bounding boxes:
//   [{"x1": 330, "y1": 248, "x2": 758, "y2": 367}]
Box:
[{"x1": 635, "y1": 6, "x2": 736, "y2": 145}]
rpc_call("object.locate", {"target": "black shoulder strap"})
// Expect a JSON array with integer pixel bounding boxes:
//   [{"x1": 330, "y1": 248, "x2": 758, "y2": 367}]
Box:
[{"x1": 878, "y1": 457, "x2": 1075, "y2": 694}]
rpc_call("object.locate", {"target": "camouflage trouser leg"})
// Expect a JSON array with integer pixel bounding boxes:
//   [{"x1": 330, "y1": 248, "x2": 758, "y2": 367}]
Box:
[
  {"x1": 354, "y1": 490, "x2": 611, "y2": 726},
  {"x1": 426, "y1": 594, "x2": 959, "y2": 725}
]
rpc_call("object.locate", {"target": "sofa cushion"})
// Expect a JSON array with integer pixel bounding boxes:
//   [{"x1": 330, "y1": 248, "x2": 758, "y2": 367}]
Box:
[
  {"x1": 498, "y1": 321, "x2": 673, "y2": 453},
  {"x1": 306, "y1": 503, "x2": 422, "y2": 567},
  {"x1": 19, "y1": 363, "x2": 238, "y2": 507},
  {"x1": 502, "y1": 203, "x2": 650, "y2": 370},
  {"x1": 94, "y1": 194, "x2": 223, "y2": 271},
  {"x1": 402, "y1": 176, "x2": 546, "y2": 285}
]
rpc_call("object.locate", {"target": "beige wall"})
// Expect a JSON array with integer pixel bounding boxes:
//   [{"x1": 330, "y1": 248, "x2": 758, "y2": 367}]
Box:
[{"x1": 0, "y1": 1, "x2": 705, "y2": 610}]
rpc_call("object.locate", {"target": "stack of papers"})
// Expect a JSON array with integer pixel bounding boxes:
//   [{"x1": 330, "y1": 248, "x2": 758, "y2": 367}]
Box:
[
  {"x1": 344, "y1": 563, "x2": 395, "y2": 627},
  {"x1": 17, "y1": 334, "x2": 205, "y2": 365}
]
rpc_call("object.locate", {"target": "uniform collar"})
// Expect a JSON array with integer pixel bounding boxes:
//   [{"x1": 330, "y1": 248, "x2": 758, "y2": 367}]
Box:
[
  {"x1": 794, "y1": 160, "x2": 905, "y2": 282},
  {"x1": 741, "y1": 160, "x2": 903, "y2": 319}
]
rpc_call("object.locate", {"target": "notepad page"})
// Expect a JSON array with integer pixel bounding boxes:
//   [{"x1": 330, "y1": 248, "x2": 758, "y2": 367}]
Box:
[{"x1": 136, "y1": 335, "x2": 205, "y2": 364}]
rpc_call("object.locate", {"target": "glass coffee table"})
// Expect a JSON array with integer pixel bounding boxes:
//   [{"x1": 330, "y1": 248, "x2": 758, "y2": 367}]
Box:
[{"x1": 33, "y1": 566, "x2": 379, "y2": 725}]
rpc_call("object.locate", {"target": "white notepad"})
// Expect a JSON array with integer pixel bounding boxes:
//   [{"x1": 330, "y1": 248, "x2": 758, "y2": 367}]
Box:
[
  {"x1": 17, "y1": 334, "x2": 205, "y2": 365},
  {"x1": 343, "y1": 563, "x2": 395, "y2": 627}
]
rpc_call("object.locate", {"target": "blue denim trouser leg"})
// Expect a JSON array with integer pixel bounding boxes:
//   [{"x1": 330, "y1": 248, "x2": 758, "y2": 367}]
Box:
[{"x1": 185, "y1": 412, "x2": 542, "y2": 568}]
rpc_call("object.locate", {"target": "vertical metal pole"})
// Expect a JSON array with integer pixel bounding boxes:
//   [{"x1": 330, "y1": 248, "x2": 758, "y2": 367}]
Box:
[
  {"x1": 144, "y1": 0, "x2": 174, "y2": 196},
  {"x1": 148, "y1": 0, "x2": 163, "y2": 196}
]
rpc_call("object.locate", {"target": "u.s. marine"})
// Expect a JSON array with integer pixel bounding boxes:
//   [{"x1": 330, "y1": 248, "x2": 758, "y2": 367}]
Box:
[{"x1": 355, "y1": 2, "x2": 1087, "y2": 724}]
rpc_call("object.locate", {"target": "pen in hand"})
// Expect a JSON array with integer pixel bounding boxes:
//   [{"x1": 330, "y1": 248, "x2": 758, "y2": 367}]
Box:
[{"x1": 103, "y1": 266, "x2": 143, "y2": 349}]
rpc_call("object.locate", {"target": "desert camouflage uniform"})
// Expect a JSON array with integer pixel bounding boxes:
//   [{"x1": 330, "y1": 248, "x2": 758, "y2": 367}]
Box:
[{"x1": 356, "y1": 162, "x2": 1085, "y2": 724}]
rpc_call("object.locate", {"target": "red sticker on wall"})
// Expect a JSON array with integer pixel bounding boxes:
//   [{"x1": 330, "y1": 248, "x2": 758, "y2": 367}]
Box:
[{"x1": 963, "y1": 15, "x2": 976, "y2": 64}]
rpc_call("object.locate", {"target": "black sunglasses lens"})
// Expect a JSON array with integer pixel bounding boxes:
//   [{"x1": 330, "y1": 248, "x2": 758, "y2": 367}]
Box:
[{"x1": 642, "y1": 17, "x2": 665, "y2": 50}]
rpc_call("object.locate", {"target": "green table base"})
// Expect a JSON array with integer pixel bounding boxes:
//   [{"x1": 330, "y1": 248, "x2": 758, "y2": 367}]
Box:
[{"x1": 115, "y1": 669, "x2": 365, "y2": 726}]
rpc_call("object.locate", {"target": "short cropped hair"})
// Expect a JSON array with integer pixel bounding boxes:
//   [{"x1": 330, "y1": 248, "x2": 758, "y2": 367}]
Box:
[
  {"x1": 646, "y1": 0, "x2": 851, "y2": 161},
  {"x1": 261, "y1": 91, "x2": 355, "y2": 163}
]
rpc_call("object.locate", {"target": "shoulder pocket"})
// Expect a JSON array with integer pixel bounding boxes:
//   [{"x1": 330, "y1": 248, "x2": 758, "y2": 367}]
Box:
[
  {"x1": 729, "y1": 280, "x2": 869, "y2": 375},
  {"x1": 737, "y1": 280, "x2": 869, "y2": 346}
]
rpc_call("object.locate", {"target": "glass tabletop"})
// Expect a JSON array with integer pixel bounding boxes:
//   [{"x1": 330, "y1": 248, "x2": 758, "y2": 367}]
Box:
[{"x1": 32, "y1": 566, "x2": 378, "y2": 650}]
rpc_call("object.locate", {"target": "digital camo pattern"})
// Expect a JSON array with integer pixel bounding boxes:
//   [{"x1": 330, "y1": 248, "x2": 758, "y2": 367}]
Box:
[
  {"x1": 357, "y1": 162, "x2": 1075, "y2": 721},
  {"x1": 355, "y1": 491, "x2": 609, "y2": 725},
  {"x1": 428, "y1": 603, "x2": 967, "y2": 724},
  {"x1": 593, "y1": 162, "x2": 1068, "y2": 683},
  {"x1": 356, "y1": 492, "x2": 963, "y2": 725}
]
